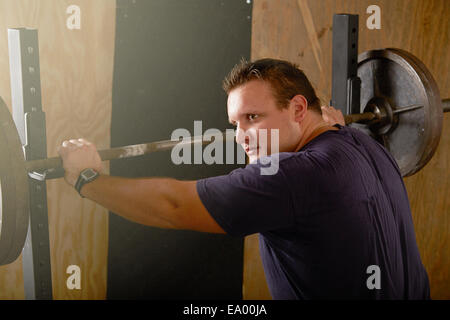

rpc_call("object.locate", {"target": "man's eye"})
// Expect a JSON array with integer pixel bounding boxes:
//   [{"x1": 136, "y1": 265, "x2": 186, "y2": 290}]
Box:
[{"x1": 248, "y1": 114, "x2": 258, "y2": 121}]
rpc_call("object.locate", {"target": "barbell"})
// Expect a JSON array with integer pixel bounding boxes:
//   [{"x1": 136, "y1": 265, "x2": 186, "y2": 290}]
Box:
[{"x1": 0, "y1": 48, "x2": 449, "y2": 265}]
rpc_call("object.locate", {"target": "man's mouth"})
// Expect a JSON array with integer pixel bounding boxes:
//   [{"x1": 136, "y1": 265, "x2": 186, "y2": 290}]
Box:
[{"x1": 245, "y1": 146, "x2": 259, "y2": 154}]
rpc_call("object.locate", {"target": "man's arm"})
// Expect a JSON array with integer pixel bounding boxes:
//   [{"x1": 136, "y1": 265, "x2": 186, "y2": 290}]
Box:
[{"x1": 57, "y1": 139, "x2": 225, "y2": 234}]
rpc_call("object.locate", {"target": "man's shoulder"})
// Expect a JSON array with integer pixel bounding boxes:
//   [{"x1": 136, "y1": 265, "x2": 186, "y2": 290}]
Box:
[
  {"x1": 239, "y1": 151, "x2": 316, "y2": 181},
  {"x1": 240, "y1": 126, "x2": 376, "y2": 177}
]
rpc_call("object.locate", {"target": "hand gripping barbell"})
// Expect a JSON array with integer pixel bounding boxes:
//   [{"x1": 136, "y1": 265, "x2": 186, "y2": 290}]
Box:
[{"x1": 0, "y1": 48, "x2": 448, "y2": 265}]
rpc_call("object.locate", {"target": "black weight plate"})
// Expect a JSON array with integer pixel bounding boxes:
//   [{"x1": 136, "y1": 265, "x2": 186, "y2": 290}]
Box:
[
  {"x1": 0, "y1": 97, "x2": 29, "y2": 265},
  {"x1": 357, "y1": 48, "x2": 443, "y2": 177}
]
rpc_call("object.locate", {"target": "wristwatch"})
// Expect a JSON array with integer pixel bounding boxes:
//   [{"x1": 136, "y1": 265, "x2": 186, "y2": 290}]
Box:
[{"x1": 74, "y1": 168, "x2": 100, "y2": 198}]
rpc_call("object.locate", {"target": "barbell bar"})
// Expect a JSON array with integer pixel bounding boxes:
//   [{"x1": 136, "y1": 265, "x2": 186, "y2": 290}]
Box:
[
  {"x1": 444, "y1": 99, "x2": 450, "y2": 113},
  {"x1": 25, "y1": 132, "x2": 232, "y2": 180},
  {"x1": 22, "y1": 98, "x2": 449, "y2": 178},
  {"x1": 344, "y1": 98, "x2": 449, "y2": 124}
]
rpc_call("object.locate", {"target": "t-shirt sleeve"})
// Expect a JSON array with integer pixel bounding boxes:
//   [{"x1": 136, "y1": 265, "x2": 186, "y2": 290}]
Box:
[{"x1": 196, "y1": 162, "x2": 294, "y2": 237}]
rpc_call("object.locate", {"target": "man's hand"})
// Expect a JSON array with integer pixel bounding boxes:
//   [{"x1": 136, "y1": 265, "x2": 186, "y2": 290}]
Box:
[
  {"x1": 321, "y1": 106, "x2": 345, "y2": 126},
  {"x1": 57, "y1": 138, "x2": 103, "y2": 187}
]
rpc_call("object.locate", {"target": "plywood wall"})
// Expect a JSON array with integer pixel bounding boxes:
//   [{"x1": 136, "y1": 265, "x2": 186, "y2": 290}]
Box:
[
  {"x1": 246, "y1": 0, "x2": 450, "y2": 299},
  {"x1": 0, "y1": 0, "x2": 115, "y2": 299}
]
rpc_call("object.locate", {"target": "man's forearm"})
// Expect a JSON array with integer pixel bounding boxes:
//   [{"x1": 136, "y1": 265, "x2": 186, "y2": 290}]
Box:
[
  {"x1": 80, "y1": 174, "x2": 183, "y2": 229},
  {"x1": 57, "y1": 139, "x2": 224, "y2": 233}
]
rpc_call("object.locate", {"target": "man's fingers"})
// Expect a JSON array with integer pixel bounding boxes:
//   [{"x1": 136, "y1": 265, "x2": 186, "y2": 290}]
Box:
[
  {"x1": 61, "y1": 138, "x2": 91, "y2": 147},
  {"x1": 321, "y1": 106, "x2": 330, "y2": 120},
  {"x1": 58, "y1": 139, "x2": 92, "y2": 156},
  {"x1": 77, "y1": 138, "x2": 93, "y2": 146},
  {"x1": 321, "y1": 106, "x2": 345, "y2": 126},
  {"x1": 69, "y1": 139, "x2": 84, "y2": 147}
]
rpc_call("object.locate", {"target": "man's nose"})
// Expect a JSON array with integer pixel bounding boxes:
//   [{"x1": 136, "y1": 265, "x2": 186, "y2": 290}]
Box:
[
  {"x1": 235, "y1": 126, "x2": 255, "y2": 147},
  {"x1": 235, "y1": 125, "x2": 247, "y2": 145}
]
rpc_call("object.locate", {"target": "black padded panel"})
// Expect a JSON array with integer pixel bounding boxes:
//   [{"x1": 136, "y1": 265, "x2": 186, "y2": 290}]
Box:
[{"x1": 108, "y1": 0, "x2": 251, "y2": 299}]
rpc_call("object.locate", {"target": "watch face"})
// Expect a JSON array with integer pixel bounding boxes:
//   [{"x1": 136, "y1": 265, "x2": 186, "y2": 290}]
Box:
[{"x1": 82, "y1": 169, "x2": 97, "y2": 180}]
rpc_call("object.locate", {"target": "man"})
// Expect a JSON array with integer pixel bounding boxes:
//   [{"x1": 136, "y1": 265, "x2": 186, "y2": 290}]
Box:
[{"x1": 58, "y1": 58, "x2": 430, "y2": 299}]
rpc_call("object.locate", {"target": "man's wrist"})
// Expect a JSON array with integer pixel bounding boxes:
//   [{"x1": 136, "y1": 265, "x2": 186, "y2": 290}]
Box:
[
  {"x1": 65, "y1": 171, "x2": 81, "y2": 187},
  {"x1": 75, "y1": 168, "x2": 100, "y2": 198},
  {"x1": 78, "y1": 174, "x2": 102, "y2": 198}
]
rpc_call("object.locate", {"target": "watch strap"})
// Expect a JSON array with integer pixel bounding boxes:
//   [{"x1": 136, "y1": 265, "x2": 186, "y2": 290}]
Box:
[{"x1": 75, "y1": 169, "x2": 100, "y2": 198}]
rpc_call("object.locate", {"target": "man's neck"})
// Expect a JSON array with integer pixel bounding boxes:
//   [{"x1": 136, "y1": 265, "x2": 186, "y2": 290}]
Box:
[{"x1": 293, "y1": 117, "x2": 339, "y2": 152}]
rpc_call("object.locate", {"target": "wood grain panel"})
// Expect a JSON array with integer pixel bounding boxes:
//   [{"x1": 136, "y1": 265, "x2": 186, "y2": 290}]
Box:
[
  {"x1": 0, "y1": 0, "x2": 115, "y2": 299},
  {"x1": 247, "y1": 0, "x2": 449, "y2": 299},
  {"x1": 243, "y1": 234, "x2": 270, "y2": 299}
]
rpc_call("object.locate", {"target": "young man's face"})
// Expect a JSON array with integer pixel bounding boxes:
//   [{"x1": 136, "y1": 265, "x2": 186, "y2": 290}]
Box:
[{"x1": 227, "y1": 79, "x2": 304, "y2": 163}]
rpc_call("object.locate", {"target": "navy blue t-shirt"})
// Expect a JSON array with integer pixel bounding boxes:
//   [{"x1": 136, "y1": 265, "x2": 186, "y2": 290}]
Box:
[{"x1": 196, "y1": 124, "x2": 430, "y2": 299}]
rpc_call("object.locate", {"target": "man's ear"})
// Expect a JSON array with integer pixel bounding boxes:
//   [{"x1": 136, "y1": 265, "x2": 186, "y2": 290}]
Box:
[{"x1": 290, "y1": 94, "x2": 308, "y2": 122}]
